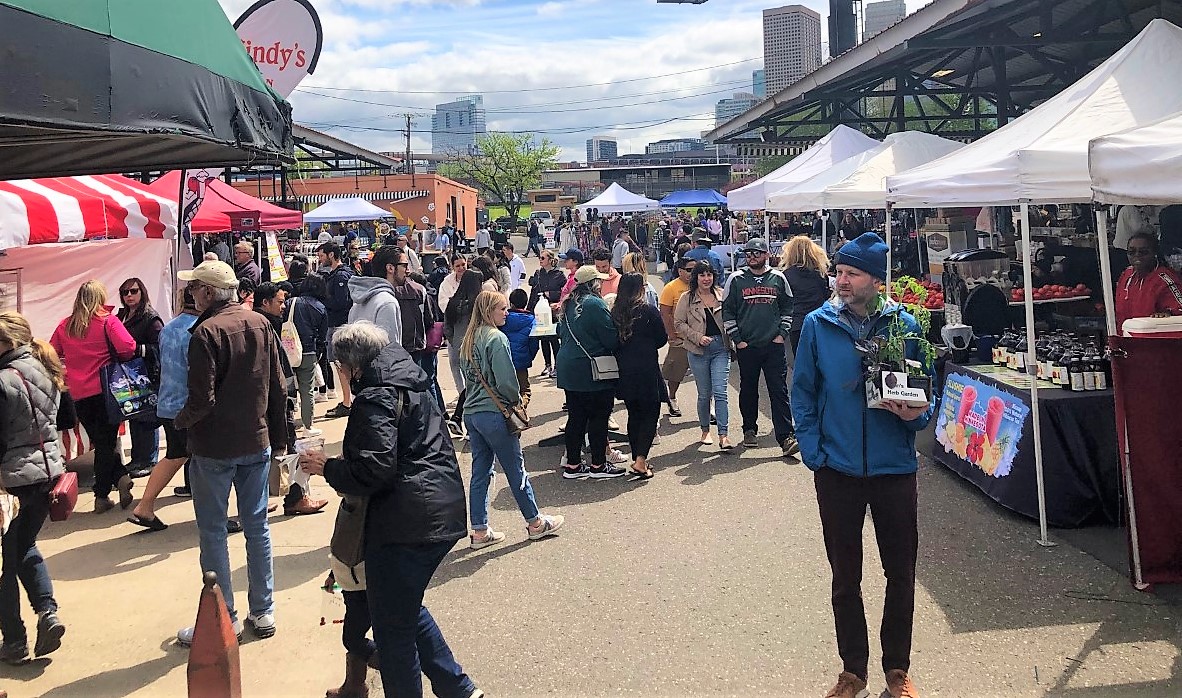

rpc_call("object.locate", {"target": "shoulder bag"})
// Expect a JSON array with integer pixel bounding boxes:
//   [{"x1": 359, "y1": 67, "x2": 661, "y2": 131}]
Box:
[
  {"x1": 99, "y1": 317, "x2": 158, "y2": 424},
  {"x1": 330, "y1": 389, "x2": 405, "y2": 569},
  {"x1": 562, "y1": 308, "x2": 619, "y2": 381},
  {"x1": 468, "y1": 345, "x2": 530, "y2": 435},
  {"x1": 280, "y1": 297, "x2": 304, "y2": 367},
  {"x1": 7, "y1": 369, "x2": 77, "y2": 521}
]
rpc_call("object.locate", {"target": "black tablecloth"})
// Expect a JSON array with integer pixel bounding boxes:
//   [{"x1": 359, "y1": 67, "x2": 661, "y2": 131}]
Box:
[{"x1": 917, "y1": 362, "x2": 1119, "y2": 527}]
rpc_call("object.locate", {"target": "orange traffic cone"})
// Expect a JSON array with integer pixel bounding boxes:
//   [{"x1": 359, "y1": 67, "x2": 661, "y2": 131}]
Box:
[{"x1": 187, "y1": 571, "x2": 241, "y2": 698}]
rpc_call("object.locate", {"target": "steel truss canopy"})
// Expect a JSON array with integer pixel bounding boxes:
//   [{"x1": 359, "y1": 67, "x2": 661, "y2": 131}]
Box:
[
  {"x1": 291, "y1": 124, "x2": 401, "y2": 173},
  {"x1": 708, "y1": 0, "x2": 1182, "y2": 144}
]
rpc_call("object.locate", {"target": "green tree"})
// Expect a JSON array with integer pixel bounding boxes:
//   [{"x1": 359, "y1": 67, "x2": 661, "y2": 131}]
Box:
[
  {"x1": 438, "y1": 133, "x2": 559, "y2": 221},
  {"x1": 755, "y1": 154, "x2": 794, "y2": 178}
]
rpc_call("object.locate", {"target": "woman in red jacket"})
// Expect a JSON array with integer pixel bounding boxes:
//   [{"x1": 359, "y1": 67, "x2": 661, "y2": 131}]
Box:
[
  {"x1": 1116, "y1": 233, "x2": 1182, "y2": 331},
  {"x1": 49, "y1": 280, "x2": 137, "y2": 513}
]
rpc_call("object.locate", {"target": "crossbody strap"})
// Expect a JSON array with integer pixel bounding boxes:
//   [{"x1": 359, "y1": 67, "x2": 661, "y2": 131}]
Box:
[
  {"x1": 466, "y1": 340, "x2": 515, "y2": 419},
  {"x1": 6, "y1": 368, "x2": 51, "y2": 480},
  {"x1": 560, "y1": 303, "x2": 595, "y2": 361}
]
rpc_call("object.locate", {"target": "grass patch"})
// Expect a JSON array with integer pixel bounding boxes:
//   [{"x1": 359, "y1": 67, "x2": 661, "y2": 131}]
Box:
[{"x1": 486, "y1": 204, "x2": 533, "y2": 220}]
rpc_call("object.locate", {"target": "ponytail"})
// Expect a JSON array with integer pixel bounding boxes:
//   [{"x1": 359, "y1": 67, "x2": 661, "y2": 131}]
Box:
[{"x1": 31, "y1": 339, "x2": 66, "y2": 392}]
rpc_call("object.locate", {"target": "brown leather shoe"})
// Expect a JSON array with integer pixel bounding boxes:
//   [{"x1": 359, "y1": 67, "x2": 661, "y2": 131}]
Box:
[
  {"x1": 824, "y1": 671, "x2": 868, "y2": 698},
  {"x1": 94, "y1": 497, "x2": 115, "y2": 514},
  {"x1": 884, "y1": 669, "x2": 919, "y2": 698},
  {"x1": 284, "y1": 496, "x2": 329, "y2": 516}
]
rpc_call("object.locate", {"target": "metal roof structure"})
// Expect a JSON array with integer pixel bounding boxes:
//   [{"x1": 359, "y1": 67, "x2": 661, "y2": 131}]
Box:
[{"x1": 708, "y1": 0, "x2": 1182, "y2": 145}]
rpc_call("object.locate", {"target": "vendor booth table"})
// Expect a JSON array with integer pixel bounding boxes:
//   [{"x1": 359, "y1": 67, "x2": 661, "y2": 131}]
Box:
[{"x1": 917, "y1": 361, "x2": 1119, "y2": 527}]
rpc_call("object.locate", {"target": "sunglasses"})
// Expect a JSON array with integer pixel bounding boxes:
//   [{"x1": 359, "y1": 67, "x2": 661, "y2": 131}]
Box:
[{"x1": 120, "y1": 288, "x2": 141, "y2": 296}]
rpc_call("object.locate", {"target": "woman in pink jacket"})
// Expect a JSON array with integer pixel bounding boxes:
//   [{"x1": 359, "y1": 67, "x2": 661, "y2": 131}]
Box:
[{"x1": 49, "y1": 280, "x2": 137, "y2": 513}]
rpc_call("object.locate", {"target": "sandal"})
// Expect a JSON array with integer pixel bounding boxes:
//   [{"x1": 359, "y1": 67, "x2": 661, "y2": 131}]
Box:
[
  {"x1": 127, "y1": 513, "x2": 168, "y2": 532},
  {"x1": 627, "y1": 467, "x2": 654, "y2": 481},
  {"x1": 469, "y1": 529, "x2": 505, "y2": 550}
]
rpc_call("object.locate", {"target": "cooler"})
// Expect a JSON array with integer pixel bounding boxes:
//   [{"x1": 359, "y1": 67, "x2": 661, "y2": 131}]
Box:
[{"x1": 1121, "y1": 316, "x2": 1182, "y2": 338}]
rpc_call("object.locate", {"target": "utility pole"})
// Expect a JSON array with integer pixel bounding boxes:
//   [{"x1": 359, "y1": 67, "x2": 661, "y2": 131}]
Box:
[{"x1": 397, "y1": 113, "x2": 427, "y2": 188}]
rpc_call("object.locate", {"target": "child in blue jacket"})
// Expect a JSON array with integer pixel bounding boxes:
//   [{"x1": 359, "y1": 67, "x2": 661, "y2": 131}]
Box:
[{"x1": 503, "y1": 290, "x2": 540, "y2": 409}]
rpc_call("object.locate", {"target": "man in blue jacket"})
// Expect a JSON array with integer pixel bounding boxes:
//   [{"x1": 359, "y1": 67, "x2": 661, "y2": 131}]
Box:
[{"x1": 790, "y1": 233, "x2": 933, "y2": 698}]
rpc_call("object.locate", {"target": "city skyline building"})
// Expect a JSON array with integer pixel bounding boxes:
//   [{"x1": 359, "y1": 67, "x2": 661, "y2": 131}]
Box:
[
  {"x1": 753, "y1": 69, "x2": 767, "y2": 98},
  {"x1": 715, "y1": 92, "x2": 758, "y2": 128},
  {"x1": 431, "y1": 95, "x2": 486, "y2": 155},
  {"x1": 586, "y1": 135, "x2": 618, "y2": 163},
  {"x1": 646, "y1": 138, "x2": 707, "y2": 154},
  {"x1": 864, "y1": 0, "x2": 907, "y2": 39},
  {"x1": 762, "y1": 5, "x2": 822, "y2": 94}
]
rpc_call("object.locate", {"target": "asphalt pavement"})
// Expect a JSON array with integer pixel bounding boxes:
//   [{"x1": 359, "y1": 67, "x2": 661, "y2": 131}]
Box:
[{"x1": 5, "y1": 249, "x2": 1180, "y2": 697}]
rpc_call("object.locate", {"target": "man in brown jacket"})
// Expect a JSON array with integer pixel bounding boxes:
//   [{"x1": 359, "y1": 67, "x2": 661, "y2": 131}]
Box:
[{"x1": 174, "y1": 260, "x2": 288, "y2": 646}]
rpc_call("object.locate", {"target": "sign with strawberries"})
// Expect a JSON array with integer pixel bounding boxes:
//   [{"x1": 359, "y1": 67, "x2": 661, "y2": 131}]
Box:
[{"x1": 934, "y1": 373, "x2": 1030, "y2": 478}]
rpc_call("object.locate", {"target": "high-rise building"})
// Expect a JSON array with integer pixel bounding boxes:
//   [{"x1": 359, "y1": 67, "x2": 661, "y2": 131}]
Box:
[
  {"x1": 645, "y1": 138, "x2": 706, "y2": 154},
  {"x1": 752, "y1": 69, "x2": 767, "y2": 98},
  {"x1": 762, "y1": 5, "x2": 822, "y2": 95},
  {"x1": 864, "y1": 0, "x2": 907, "y2": 39},
  {"x1": 431, "y1": 95, "x2": 486, "y2": 155},
  {"x1": 586, "y1": 136, "x2": 618, "y2": 163},
  {"x1": 715, "y1": 92, "x2": 758, "y2": 127}
]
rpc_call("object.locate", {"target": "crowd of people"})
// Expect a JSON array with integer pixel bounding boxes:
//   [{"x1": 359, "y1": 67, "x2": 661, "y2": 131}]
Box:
[{"x1": 0, "y1": 214, "x2": 933, "y2": 698}]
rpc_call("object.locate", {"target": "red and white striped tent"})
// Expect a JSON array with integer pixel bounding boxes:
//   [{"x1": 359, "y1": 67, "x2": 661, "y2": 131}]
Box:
[{"x1": 0, "y1": 174, "x2": 177, "y2": 247}]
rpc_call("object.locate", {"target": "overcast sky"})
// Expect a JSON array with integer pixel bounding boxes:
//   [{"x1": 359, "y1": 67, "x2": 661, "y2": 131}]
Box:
[{"x1": 217, "y1": 0, "x2": 927, "y2": 161}]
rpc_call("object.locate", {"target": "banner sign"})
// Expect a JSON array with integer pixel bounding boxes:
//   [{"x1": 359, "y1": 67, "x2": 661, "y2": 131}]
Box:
[
  {"x1": 933, "y1": 372, "x2": 1031, "y2": 478},
  {"x1": 266, "y1": 232, "x2": 288, "y2": 282},
  {"x1": 234, "y1": 0, "x2": 324, "y2": 97}
]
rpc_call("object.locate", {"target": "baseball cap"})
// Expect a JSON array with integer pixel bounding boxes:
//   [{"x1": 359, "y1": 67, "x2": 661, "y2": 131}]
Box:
[
  {"x1": 573, "y1": 265, "x2": 610, "y2": 284},
  {"x1": 742, "y1": 238, "x2": 770, "y2": 254},
  {"x1": 559, "y1": 248, "x2": 585, "y2": 264},
  {"x1": 178, "y1": 261, "x2": 239, "y2": 290}
]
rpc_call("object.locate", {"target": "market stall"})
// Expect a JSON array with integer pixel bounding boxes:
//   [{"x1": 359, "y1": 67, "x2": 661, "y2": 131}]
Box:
[
  {"x1": 147, "y1": 171, "x2": 302, "y2": 233},
  {"x1": 576, "y1": 183, "x2": 660, "y2": 214},
  {"x1": 887, "y1": 19, "x2": 1182, "y2": 540},
  {"x1": 1089, "y1": 111, "x2": 1182, "y2": 586},
  {"x1": 659, "y1": 189, "x2": 727, "y2": 208},
  {"x1": 0, "y1": 174, "x2": 178, "y2": 338}
]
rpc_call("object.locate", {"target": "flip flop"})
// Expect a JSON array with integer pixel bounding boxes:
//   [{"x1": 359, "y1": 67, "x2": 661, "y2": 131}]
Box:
[
  {"x1": 126, "y1": 513, "x2": 168, "y2": 532},
  {"x1": 627, "y1": 468, "x2": 654, "y2": 481}
]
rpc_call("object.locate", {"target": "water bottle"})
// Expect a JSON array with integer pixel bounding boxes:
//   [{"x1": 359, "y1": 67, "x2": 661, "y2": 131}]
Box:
[{"x1": 534, "y1": 296, "x2": 553, "y2": 329}]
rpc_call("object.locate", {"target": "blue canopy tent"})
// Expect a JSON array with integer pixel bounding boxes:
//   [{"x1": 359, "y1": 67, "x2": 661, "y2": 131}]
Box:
[{"x1": 659, "y1": 189, "x2": 727, "y2": 208}]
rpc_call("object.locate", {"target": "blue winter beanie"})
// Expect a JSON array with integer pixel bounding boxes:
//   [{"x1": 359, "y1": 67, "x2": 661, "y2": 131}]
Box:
[{"x1": 836, "y1": 232, "x2": 888, "y2": 281}]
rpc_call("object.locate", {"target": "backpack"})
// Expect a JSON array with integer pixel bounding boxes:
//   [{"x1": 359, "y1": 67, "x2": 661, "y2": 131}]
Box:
[{"x1": 280, "y1": 298, "x2": 304, "y2": 367}]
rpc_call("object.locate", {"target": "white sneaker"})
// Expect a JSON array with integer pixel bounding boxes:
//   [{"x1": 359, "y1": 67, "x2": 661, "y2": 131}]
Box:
[
  {"x1": 607, "y1": 448, "x2": 628, "y2": 465},
  {"x1": 177, "y1": 620, "x2": 243, "y2": 647},
  {"x1": 314, "y1": 392, "x2": 328, "y2": 404},
  {"x1": 299, "y1": 427, "x2": 323, "y2": 438},
  {"x1": 246, "y1": 613, "x2": 275, "y2": 639},
  {"x1": 326, "y1": 389, "x2": 338, "y2": 400}
]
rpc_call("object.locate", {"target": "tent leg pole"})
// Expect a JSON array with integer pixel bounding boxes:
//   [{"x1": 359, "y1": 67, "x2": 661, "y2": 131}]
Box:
[
  {"x1": 1021, "y1": 202, "x2": 1054, "y2": 548},
  {"x1": 1095, "y1": 207, "x2": 1119, "y2": 337},
  {"x1": 885, "y1": 204, "x2": 893, "y2": 289}
]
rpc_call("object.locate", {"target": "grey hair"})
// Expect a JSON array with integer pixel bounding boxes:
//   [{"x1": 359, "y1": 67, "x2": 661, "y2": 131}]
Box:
[
  {"x1": 211, "y1": 286, "x2": 237, "y2": 303},
  {"x1": 332, "y1": 321, "x2": 390, "y2": 370}
]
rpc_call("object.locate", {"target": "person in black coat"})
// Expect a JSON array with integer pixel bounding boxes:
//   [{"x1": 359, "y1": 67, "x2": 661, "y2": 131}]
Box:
[
  {"x1": 298, "y1": 323, "x2": 480, "y2": 698},
  {"x1": 527, "y1": 250, "x2": 567, "y2": 377},
  {"x1": 116, "y1": 277, "x2": 164, "y2": 477},
  {"x1": 611, "y1": 273, "x2": 668, "y2": 479},
  {"x1": 779, "y1": 236, "x2": 832, "y2": 355}
]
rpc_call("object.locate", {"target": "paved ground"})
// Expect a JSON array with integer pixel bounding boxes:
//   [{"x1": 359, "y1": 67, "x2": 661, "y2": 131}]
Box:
[{"x1": 4, "y1": 250, "x2": 1180, "y2": 697}]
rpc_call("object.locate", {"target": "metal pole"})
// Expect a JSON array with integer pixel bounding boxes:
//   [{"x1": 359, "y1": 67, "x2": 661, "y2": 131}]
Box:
[
  {"x1": 1021, "y1": 202, "x2": 1053, "y2": 547},
  {"x1": 1094, "y1": 208, "x2": 1118, "y2": 336},
  {"x1": 885, "y1": 203, "x2": 893, "y2": 289}
]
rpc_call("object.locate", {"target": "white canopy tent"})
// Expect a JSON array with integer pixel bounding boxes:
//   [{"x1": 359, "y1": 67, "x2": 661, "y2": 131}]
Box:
[
  {"x1": 575, "y1": 183, "x2": 660, "y2": 214},
  {"x1": 1089, "y1": 111, "x2": 1182, "y2": 206},
  {"x1": 726, "y1": 125, "x2": 880, "y2": 212},
  {"x1": 885, "y1": 18, "x2": 1182, "y2": 548},
  {"x1": 304, "y1": 197, "x2": 393, "y2": 225},
  {"x1": 766, "y1": 131, "x2": 964, "y2": 212}
]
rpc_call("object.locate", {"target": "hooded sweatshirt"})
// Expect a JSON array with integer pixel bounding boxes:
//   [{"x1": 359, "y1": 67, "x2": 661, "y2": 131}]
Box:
[{"x1": 348, "y1": 277, "x2": 403, "y2": 347}]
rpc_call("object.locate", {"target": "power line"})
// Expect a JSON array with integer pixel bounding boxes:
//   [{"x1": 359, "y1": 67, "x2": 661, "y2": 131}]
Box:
[
  {"x1": 307, "y1": 111, "x2": 716, "y2": 137},
  {"x1": 298, "y1": 56, "x2": 762, "y2": 94}
]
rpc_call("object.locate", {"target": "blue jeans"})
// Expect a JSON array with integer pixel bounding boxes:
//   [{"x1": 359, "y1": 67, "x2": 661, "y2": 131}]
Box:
[
  {"x1": 367, "y1": 541, "x2": 476, "y2": 698},
  {"x1": 687, "y1": 337, "x2": 731, "y2": 436},
  {"x1": 0, "y1": 481, "x2": 56, "y2": 645},
  {"x1": 464, "y1": 411, "x2": 539, "y2": 530},
  {"x1": 129, "y1": 419, "x2": 160, "y2": 467},
  {"x1": 189, "y1": 450, "x2": 273, "y2": 623}
]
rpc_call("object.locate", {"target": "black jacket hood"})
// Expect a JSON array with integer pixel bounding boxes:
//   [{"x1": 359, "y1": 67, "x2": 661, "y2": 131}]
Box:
[{"x1": 357, "y1": 341, "x2": 429, "y2": 392}]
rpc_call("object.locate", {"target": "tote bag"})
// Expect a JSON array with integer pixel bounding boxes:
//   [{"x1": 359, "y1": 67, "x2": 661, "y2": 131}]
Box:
[
  {"x1": 99, "y1": 319, "x2": 158, "y2": 424},
  {"x1": 280, "y1": 298, "x2": 304, "y2": 367}
]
